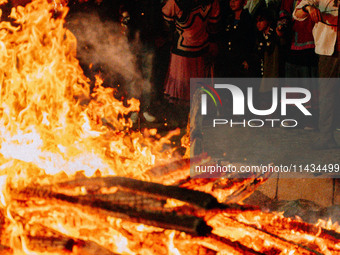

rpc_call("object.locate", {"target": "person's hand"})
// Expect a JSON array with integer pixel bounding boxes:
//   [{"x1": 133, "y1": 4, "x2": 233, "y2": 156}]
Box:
[
  {"x1": 305, "y1": 6, "x2": 322, "y2": 23},
  {"x1": 242, "y1": 61, "x2": 249, "y2": 70},
  {"x1": 276, "y1": 27, "x2": 284, "y2": 37}
]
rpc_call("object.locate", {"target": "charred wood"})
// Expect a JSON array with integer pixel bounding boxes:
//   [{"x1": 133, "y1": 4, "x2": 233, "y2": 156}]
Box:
[
  {"x1": 56, "y1": 176, "x2": 221, "y2": 209},
  {"x1": 146, "y1": 158, "x2": 272, "y2": 204},
  {"x1": 11, "y1": 186, "x2": 212, "y2": 236},
  {"x1": 145, "y1": 158, "x2": 191, "y2": 183},
  {"x1": 86, "y1": 191, "x2": 167, "y2": 209},
  {"x1": 180, "y1": 172, "x2": 271, "y2": 203}
]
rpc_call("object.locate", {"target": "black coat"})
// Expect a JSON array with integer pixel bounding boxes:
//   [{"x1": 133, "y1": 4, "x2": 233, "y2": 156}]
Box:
[{"x1": 216, "y1": 9, "x2": 256, "y2": 77}]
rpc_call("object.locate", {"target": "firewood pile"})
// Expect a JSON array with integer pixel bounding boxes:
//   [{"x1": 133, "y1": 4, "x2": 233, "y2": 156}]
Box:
[
  {"x1": 1, "y1": 158, "x2": 339, "y2": 255},
  {"x1": 1, "y1": 0, "x2": 337, "y2": 254}
]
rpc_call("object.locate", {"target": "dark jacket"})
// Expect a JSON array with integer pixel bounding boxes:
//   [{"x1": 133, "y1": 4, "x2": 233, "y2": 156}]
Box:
[
  {"x1": 252, "y1": 27, "x2": 282, "y2": 84},
  {"x1": 216, "y1": 9, "x2": 256, "y2": 77}
]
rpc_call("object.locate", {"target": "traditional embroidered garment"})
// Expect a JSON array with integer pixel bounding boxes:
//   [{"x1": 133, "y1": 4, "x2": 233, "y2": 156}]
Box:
[
  {"x1": 293, "y1": 0, "x2": 339, "y2": 56},
  {"x1": 162, "y1": 0, "x2": 220, "y2": 102},
  {"x1": 280, "y1": 0, "x2": 315, "y2": 51},
  {"x1": 164, "y1": 54, "x2": 207, "y2": 103},
  {"x1": 163, "y1": 0, "x2": 220, "y2": 57}
]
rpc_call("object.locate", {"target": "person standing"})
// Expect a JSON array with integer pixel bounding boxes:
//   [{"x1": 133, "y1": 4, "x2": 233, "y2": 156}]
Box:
[
  {"x1": 216, "y1": 0, "x2": 255, "y2": 77},
  {"x1": 281, "y1": 0, "x2": 319, "y2": 130},
  {"x1": 294, "y1": 0, "x2": 339, "y2": 149},
  {"x1": 162, "y1": 0, "x2": 220, "y2": 107}
]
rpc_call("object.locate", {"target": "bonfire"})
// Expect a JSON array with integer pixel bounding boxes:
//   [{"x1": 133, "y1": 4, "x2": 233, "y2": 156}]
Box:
[{"x1": 0, "y1": 1, "x2": 339, "y2": 254}]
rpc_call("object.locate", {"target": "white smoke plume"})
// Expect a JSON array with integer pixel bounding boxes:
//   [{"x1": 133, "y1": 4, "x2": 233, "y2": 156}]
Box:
[{"x1": 66, "y1": 11, "x2": 153, "y2": 101}]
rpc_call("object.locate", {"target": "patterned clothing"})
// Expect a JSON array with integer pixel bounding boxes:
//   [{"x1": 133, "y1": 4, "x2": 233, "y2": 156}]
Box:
[
  {"x1": 162, "y1": 0, "x2": 220, "y2": 57},
  {"x1": 293, "y1": 0, "x2": 339, "y2": 56},
  {"x1": 280, "y1": 0, "x2": 316, "y2": 50},
  {"x1": 164, "y1": 54, "x2": 207, "y2": 102},
  {"x1": 162, "y1": 0, "x2": 220, "y2": 102},
  {"x1": 280, "y1": 0, "x2": 318, "y2": 69}
]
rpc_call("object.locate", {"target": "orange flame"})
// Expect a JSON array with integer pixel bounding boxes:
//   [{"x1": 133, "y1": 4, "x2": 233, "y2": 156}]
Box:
[
  {"x1": 0, "y1": 0, "x2": 178, "y2": 253},
  {"x1": 0, "y1": 0, "x2": 175, "y2": 188}
]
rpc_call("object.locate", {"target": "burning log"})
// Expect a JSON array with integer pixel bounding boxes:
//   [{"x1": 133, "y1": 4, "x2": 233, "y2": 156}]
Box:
[
  {"x1": 6, "y1": 202, "x2": 262, "y2": 255},
  {"x1": 207, "y1": 213, "x2": 323, "y2": 254},
  {"x1": 180, "y1": 172, "x2": 271, "y2": 204},
  {"x1": 145, "y1": 158, "x2": 192, "y2": 185},
  {"x1": 145, "y1": 156, "x2": 210, "y2": 185},
  {"x1": 145, "y1": 158, "x2": 272, "y2": 203},
  {"x1": 7, "y1": 203, "x2": 251, "y2": 255},
  {"x1": 89, "y1": 191, "x2": 167, "y2": 209},
  {"x1": 56, "y1": 176, "x2": 221, "y2": 209},
  {"x1": 233, "y1": 210, "x2": 340, "y2": 241},
  {"x1": 197, "y1": 208, "x2": 340, "y2": 255},
  {"x1": 54, "y1": 176, "x2": 259, "y2": 213},
  {"x1": 11, "y1": 185, "x2": 212, "y2": 236},
  {"x1": 224, "y1": 210, "x2": 340, "y2": 254},
  {"x1": 6, "y1": 180, "x2": 340, "y2": 255}
]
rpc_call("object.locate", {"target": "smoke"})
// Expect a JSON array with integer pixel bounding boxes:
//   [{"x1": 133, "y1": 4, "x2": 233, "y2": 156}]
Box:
[{"x1": 66, "y1": 11, "x2": 154, "y2": 101}]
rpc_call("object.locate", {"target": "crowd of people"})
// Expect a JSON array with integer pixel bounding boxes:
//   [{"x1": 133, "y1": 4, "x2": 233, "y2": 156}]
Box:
[{"x1": 133, "y1": 0, "x2": 339, "y2": 150}]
